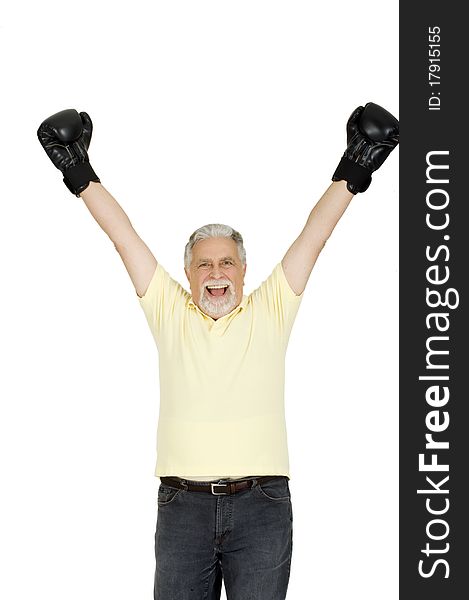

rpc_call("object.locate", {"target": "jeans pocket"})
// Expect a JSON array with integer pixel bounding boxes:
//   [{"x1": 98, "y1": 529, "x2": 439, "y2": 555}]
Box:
[
  {"x1": 157, "y1": 484, "x2": 181, "y2": 506},
  {"x1": 256, "y1": 476, "x2": 291, "y2": 501}
]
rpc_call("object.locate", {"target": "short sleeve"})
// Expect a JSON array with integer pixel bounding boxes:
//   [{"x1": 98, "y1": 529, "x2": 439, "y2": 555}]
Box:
[
  {"x1": 250, "y1": 262, "x2": 304, "y2": 341},
  {"x1": 137, "y1": 262, "x2": 189, "y2": 344}
]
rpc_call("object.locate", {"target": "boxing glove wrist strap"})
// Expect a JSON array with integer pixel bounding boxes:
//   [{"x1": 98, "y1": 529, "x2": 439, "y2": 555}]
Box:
[
  {"x1": 63, "y1": 163, "x2": 101, "y2": 197},
  {"x1": 332, "y1": 157, "x2": 372, "y2": 195}
]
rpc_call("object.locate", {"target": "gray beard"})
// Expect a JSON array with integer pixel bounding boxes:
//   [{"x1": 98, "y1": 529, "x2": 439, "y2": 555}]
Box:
[{"x1": 198, "y1": 285, "x2": 238, "y2": 318}]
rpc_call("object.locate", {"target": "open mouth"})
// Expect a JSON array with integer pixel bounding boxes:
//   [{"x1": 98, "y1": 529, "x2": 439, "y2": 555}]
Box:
[{"x1": 206, "y1": 284, "x2": 229, "y2": 297}]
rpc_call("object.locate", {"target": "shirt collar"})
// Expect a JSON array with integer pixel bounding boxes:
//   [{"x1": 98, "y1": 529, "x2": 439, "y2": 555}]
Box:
[{"x1": 187, "y1": 294, "x2": 249, "y2": 318}]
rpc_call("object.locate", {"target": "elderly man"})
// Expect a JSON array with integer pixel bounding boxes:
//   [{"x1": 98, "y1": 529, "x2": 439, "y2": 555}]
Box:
[{"x1": 38, "y1": 103, "x2": 398, "y2": 600}]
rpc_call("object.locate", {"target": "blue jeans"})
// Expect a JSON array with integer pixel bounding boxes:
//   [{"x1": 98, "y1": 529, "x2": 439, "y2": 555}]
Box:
[{"x1": 154, "y1": 475, "x2": 293, "y2": 599}]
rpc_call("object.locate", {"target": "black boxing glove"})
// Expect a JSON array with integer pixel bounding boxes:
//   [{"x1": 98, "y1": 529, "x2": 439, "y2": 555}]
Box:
[
  {"x1": 37, "y1": 109, "x2": 101, "y2": 197},
  {"x1": 332, "y1": 102, "x2": 399, "y2": 194}
]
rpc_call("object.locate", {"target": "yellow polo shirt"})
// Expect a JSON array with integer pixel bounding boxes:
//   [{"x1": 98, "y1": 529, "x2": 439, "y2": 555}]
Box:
[{"x1": 138, "y1": 260, "x2": 304, "y2": 480}]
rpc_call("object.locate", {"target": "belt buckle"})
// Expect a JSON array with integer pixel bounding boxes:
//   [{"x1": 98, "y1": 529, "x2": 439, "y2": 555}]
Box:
[{"x1": 211, "y1": 481, "x2": 229, "y2": 495}]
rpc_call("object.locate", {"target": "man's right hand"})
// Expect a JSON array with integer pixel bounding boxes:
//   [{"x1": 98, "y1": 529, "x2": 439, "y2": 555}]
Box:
[{"x1": 37, "y1": 108, "x2": 101, "y2": 197}]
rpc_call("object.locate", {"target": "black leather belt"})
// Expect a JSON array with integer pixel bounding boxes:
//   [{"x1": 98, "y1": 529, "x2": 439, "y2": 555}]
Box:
[{"x1": 160, "y1": 475, "x2": 285, "y2": 495}]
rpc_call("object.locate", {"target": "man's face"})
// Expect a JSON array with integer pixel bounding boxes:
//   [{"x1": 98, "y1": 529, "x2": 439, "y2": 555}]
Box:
[{"x1": 185, "y1": 237, "x2": 246, "y2": 320}]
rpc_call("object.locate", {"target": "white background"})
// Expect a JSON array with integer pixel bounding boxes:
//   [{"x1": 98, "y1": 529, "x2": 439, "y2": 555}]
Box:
[{"x1": 0, "y1": 1, "x2": 398, "y2": 598}]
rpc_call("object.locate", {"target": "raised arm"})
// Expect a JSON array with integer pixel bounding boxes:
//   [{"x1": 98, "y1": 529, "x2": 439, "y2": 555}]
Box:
[
  {"x1": 37, "y1": 108, "x2": 157, "y2": 298},
  {"x1": 282, "y1": 181, "x2": 353, "y2": 295},
  {"x1": 282, "y1": 102, "x2": 399, "y2": 296},
  {"x1": 80, "y1": 182, "x2": 157, "y2": 298}
]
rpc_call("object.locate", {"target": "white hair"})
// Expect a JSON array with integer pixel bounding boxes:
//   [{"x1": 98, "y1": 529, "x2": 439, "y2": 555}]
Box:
[{"x1": 184, "y1": 223, "x2": 246, "y2": 270}]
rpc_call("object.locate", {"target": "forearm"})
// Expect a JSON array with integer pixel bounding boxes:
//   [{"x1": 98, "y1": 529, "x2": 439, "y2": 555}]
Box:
[
  {"x1": 282, "y1": 102, "x2": 398, "y2": 296},
  {"x1": 303, "y1": 180, "x2": 354, "y2": 244},
  {"x1": 79, "y1": 181, "x2": 135, "y2": 246}
]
